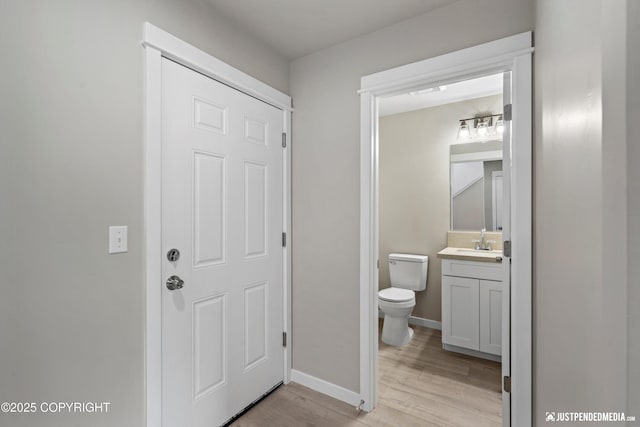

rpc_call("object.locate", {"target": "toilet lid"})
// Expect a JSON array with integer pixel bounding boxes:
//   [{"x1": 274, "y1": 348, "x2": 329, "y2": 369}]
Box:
[{"x1": 378, "y1": 288, "x2": 414, "y2": 302}]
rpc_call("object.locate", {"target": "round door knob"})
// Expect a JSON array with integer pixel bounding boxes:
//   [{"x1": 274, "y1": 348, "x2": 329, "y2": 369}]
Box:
[{"x1": 166, "y1": 275, "x2": 184, "y2": 291}]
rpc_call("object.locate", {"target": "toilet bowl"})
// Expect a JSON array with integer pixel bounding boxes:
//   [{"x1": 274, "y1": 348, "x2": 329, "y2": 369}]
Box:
[
  {"x1": 378, "y1": 288, "x2": 415, "y2": 346},
  {"x1": 378, "y1": 253, "x2": 428, "y2": 347}
]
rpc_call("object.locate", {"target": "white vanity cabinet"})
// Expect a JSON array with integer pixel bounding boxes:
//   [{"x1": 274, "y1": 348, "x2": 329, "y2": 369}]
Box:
[{"x1": 441, "y1": 258, "x2": 502, "y2": 358}]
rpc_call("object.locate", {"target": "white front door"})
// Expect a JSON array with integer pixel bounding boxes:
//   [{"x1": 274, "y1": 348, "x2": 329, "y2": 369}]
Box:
[{"x1": 161, "y1": 58, "x2": 284, "y2": 427}]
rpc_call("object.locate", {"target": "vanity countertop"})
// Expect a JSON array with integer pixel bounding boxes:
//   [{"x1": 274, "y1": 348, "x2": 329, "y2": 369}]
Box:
[{"x1": 437, "y1": 247, "x2": 503, "y2": 263}]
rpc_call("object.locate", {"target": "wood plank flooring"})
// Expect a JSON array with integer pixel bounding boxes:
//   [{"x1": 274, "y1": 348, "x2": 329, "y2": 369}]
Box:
[{"x1": 232, "y1": 325, "x2": 501, "y2": 427}]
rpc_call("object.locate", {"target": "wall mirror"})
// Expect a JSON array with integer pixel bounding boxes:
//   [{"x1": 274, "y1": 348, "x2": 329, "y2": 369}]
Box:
[{"x1": 450, "y1": 140, "x2": 503, "y2": 231}]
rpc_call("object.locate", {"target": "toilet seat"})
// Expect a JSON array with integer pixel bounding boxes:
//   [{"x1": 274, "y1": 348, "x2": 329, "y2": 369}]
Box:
[{"x1": 378, "y1": 287, "x2": 414, "y2": 303}]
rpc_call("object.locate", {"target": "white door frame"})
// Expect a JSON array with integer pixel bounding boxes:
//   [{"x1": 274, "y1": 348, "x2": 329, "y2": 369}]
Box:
[
  {"x1": 142, "y1": 23, "x2": 293, "y2": 427},
  {"x1": 358, "y1": 32, "x2": 532, "y2": 424}
]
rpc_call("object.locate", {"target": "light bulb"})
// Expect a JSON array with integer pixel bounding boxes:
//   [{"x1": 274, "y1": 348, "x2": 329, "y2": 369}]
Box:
[
  {"x1": 496, "y1": 116, "x2": 504, "y2": 134},
  {"x1": 457, "y1": 121, "x2": 470, "y2": 139},
  {"x1": 477, "y1": 120, "x2": 489, "y2": 137}
]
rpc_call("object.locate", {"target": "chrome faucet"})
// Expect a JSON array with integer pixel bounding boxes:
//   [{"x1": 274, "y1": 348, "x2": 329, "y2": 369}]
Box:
[{"x1": 473, "y1": 228, "x2": 496, "y2": 250}]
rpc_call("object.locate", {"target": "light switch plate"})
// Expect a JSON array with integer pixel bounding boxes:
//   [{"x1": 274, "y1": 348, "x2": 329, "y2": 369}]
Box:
[{"x1": 109, "y1": 226, "x2": 128, "y2": 254}]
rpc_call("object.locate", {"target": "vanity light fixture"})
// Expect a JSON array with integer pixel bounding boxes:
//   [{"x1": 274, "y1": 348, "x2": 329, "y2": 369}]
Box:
[{"x1": 456, "y1": 113, "x2": 503, "y2": 140}]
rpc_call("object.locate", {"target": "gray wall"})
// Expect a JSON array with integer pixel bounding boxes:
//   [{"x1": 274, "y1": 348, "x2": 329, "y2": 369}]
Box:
[
  {"x1": 290, "y1": 0, "x2": 534, "y2": 393},
  {"x1": 534, "y1": 0, "x2": 629, "y2": 423},
  {"x1": 0, "y1": 1, "x2": 288, "y2": 426},
  {"x1": 627, "y1": 0, "x2": 640, "y2": 418}
]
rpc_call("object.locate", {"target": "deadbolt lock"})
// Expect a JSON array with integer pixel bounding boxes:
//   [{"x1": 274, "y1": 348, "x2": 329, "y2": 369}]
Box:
[{"x1": 167, "y1": 248, "x2": 180, "y2": 262}]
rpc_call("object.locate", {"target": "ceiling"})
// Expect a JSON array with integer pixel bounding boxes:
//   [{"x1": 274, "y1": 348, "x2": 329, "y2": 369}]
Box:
[
  {"x1": 205, "y1": 0, "x2": 458, "y2": 59},
  {"x1": 378, "y1": 73, "x2": 503, "y2": 117}
]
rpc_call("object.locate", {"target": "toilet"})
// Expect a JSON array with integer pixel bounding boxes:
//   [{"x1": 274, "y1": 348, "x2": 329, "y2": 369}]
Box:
[{"x1": 378, "y1": 253, "x2": 429, "y2": 346}]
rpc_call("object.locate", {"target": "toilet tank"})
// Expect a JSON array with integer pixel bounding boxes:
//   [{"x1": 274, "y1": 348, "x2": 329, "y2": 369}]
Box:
[{"x1": 388, "y1": 253, "x2": 428, "y2": 291}]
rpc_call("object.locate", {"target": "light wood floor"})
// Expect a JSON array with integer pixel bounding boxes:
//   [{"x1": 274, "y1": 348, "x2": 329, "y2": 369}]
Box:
[{"x1": 232, "y1": 325, "x2": 501, "y2": 427}]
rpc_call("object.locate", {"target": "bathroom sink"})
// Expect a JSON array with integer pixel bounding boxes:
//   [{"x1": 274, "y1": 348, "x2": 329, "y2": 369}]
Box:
[
  {"x1": 455, "y1": 249, "x2": 502, "y2": 257},
  {"x1": 437, "y1": 247, "x2": 502, "y2": 262},
  {"x1": 456, "y1": 249, "x2": 491, "y2": 254}
]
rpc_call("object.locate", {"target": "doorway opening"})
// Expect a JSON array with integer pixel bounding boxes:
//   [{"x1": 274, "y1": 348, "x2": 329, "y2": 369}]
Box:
[
  {"x1": 376, "y1": 72, "x2": 506, "y2": 425},
  {"x1": 359, "y1": 32, "x2": 532, "y2": 426}
]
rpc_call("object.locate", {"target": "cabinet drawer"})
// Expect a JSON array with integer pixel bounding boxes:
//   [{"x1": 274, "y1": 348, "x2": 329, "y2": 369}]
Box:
[{"x1": 442, "y1": 258, "x2": 502, "y2": 281}]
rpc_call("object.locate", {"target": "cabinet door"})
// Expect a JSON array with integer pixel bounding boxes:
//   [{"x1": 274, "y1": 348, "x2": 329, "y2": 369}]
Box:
[
  {"x1": 442, "y1": 276, "x2": 479, "y2": 350},
  {"x1": 480, "y1": 280, "x2": 502, "y2": 355}
]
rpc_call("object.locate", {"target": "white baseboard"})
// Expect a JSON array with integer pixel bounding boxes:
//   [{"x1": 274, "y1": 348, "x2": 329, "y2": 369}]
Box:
[
  {"x1": 378, "y1": 310, "x2": 442, "y2": 331},
  {"x1": 408, "y1": 316, "x2": 442, "y2": 331},
  {"x1": 290, "y1": 369, "x2": 362, "y2": 407}
]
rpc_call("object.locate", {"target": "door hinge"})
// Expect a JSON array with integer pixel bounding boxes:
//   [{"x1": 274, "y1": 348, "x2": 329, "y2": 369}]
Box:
[
  {"x1": 282, "y1": 132, "x2": 287, "y2": 148},
  {"x1": 377, "y1": 259, "x2": 379, "y2": 269},
  {"x1": 503, "y1": 376, "x2": 511, "y2": 393},
  {"x1": 282, "y1": 332, "x2": 287, "y2": 347},
  {"x1": 504, "y1": 104, "x2": 512, "y2": 121},
  {"x1": 503, "y1": 240, "x2": 511, "y2": 257},
  {"x1": 282, "y1": 232, "x2": 287, "y2": 247}
]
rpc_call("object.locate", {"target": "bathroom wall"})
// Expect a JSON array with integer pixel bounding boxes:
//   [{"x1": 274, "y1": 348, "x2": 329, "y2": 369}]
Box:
[
  {"x1": 290, "y1": 0, "x2": 534, "y2": 393},
  {"x1": 534, "y1": 0, "x2": 629, "y2": 423},
  {"x1": 0, "y1": 2, "x2": 289, "y2": 426},
  {"x1": 378, "y1": 95, "x2": 502, "y2": 322}
]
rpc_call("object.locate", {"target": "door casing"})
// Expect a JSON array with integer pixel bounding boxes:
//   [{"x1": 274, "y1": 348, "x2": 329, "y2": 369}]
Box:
[
  {"x1": 358, "y1": 32, "x2": 533, "y2": 425},
  {"x1": 142, "y1": 22, "x2": 293, "y2": 427}
]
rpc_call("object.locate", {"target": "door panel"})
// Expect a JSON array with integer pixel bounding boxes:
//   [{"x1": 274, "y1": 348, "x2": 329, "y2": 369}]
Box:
[
  {"x1": 244, "y1": 161, "x2": 268, "y2": 258},
  {"x1": 161, "y1": 58, "x2": 284, "y2": 427},
  {"x1": 193, "y1": 152, "x2": 226, "y2": 268},
  {"x1": 193, "y1": 294, "x2": 226, "y2": 399},
  {"x1": 442, "y1": 275, "x2": 480, "y2": 350},
  {"x1": 244, "y1": 282, "x2": 268, "y2": 370},
  {"x1": 480, "y1": 280, "x2": 502, "y2": 355}
]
